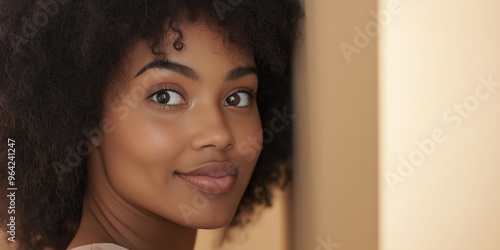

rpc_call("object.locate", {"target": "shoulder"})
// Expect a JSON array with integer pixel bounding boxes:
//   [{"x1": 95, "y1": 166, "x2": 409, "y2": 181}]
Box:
[{"x1": 69, "y1": 243, "x2": 129, "y2": 250}]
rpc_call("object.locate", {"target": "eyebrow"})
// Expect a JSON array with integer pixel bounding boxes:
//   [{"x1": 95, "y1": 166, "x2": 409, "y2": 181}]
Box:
[
  {"x1": 134, "y1": 60, "x2": 258, "y2": 81},
  {"x1": 135, "y1": 60, "x2": 199, "y2": 80}
]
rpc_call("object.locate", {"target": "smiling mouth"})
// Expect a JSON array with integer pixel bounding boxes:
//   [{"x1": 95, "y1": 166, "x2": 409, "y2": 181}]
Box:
[{"x1": 175, "y1": 161, "x2": 239, "y2": 195}]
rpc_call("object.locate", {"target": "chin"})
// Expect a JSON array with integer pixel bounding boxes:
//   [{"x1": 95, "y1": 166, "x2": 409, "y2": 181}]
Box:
[
  {"x1": 190, "y1": 219, "x2": 233, "y2": 229},
  {"x1": 173, "y1": 202, "x2": 240, "y2": 229}
]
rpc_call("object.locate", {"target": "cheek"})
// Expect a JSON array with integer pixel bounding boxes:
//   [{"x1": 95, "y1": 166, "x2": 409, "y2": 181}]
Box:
[
  {"x1": 96, "y1": 110, "x2": 193, "y2": 219},
  {"x1": 100, "y1": 110, "x2": 187, "y2": 179}
]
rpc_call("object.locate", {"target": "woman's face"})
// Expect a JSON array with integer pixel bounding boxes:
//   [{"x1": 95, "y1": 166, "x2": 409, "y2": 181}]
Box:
[{"x1": 90, "y1": 20, "x2": 262, "y2": 228}]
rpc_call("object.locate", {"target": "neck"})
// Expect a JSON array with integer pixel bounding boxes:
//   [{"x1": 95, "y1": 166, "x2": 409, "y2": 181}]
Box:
[{"x1": 67, "y1": 150, "x2": 197, "y2": 250}]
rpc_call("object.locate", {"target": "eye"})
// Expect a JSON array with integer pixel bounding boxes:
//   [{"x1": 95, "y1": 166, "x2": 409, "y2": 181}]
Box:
[
  {"x1": 224, "y1": 90, "x2": 254, "y2": 107},
  {"x1": 148, "y1": 89, "x2": 185, "y2": 106}
]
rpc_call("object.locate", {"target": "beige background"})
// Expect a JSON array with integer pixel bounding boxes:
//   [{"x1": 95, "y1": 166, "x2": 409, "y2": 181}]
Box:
[
  {"x1": 291, "y1": 0, "x2": 379, "y2": 249},
  {"x1": 379, "y1": 0, "x2": 500, "y2": 249}
]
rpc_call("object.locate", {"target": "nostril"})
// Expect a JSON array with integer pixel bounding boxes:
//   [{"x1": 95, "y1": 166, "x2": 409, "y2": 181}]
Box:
[{"x1": 190, "y1": 126, "x2": 235, "y2": 151}]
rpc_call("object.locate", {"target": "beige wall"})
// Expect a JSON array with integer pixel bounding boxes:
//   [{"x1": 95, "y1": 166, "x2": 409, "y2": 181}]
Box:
[
  {"x1": 293, "y1": 0, "x2": 379, "y2": 249},
  {"x1": 292, "y1": 0, "x2": 500, "y2": 249},
  {"x1": 380, "y1": 0, "x2": 500, "y2": 249}
]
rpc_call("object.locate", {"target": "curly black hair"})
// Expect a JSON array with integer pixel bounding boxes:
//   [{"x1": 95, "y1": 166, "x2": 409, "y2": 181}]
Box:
[{"x1": 0, "y1": 0, "x2": 303, "y2": 249}]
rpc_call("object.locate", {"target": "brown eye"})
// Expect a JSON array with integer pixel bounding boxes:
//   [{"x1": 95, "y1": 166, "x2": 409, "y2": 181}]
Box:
[
  {"x1": 156, "y1": 91, "x2": 170, "y2": 104},
  {"x1": 226, "y1": 93, "x2": 241, "y2": 106},
  {"x1": 149, "y1": 89, "x2": 185, "y2": 106},
  {"x1": 224, "y1": 91, "x2": 252, "y2": 107}
]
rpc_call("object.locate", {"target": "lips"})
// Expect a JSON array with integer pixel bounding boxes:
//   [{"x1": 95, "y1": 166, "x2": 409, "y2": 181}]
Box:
[{"x1": 175, "y1": 161, "x2": 239, "y2": 195}]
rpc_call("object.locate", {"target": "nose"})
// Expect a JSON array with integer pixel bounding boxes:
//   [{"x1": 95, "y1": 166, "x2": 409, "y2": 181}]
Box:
[{"x1": 190, "y1": 103, "x2": 235, "y2": 151}]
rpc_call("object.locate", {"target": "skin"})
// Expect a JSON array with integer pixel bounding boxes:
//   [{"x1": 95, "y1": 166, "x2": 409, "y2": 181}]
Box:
[{"x1": 67, "y1": 19, "x2": 263, "y2": 250}]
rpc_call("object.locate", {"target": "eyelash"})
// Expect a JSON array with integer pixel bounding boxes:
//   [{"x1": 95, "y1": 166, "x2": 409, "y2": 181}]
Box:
[
  {"x1": 146, "y1": 85, "x2": 257, "y2": 111},
  {"x1": 231, "y1": 88, "x2": 257, "y2": 103}
]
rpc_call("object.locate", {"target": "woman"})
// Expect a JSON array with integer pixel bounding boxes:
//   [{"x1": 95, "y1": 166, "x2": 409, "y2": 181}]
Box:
[{"x1": 0, "y1": 0, "x2": 303, "y2": 249}]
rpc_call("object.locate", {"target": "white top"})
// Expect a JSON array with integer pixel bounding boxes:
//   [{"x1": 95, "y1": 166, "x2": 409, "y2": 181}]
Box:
[{"x1": 70, "y1": 243, "x2": 129, "y2": 250}]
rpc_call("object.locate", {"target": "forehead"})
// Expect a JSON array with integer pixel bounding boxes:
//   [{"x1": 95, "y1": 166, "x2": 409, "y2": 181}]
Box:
[{"x1": 123, "y1": 20, "x2": 255, "y2": 80}]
